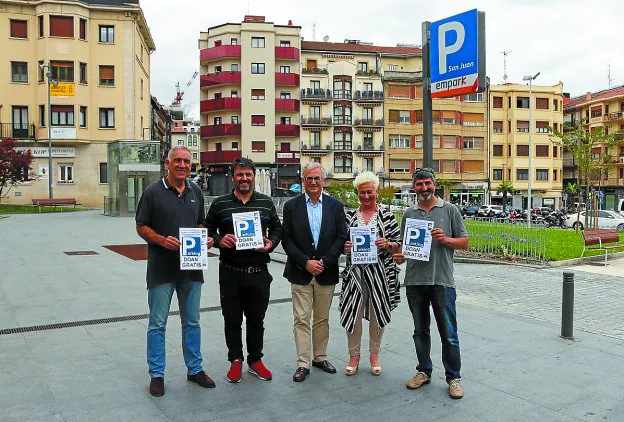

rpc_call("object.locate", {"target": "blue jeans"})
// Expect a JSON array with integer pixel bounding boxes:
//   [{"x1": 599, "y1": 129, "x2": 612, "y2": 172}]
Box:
[
  {"x1": 147, "y1": 281, "x2": 203, "y2": 378},
  {"x1": 406, "y1": 285, "x2": 461, "y2": 382}
]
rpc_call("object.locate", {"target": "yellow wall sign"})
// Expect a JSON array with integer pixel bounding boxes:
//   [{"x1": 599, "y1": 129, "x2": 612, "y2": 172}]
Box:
[{"x1": 50, "y1": 83, "x2": 75, "y2": 96}]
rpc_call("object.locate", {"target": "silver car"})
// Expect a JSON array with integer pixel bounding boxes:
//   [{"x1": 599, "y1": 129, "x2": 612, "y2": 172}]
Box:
[{"x1": 565, "y1": 210, "x2": 624, "y2": 230}]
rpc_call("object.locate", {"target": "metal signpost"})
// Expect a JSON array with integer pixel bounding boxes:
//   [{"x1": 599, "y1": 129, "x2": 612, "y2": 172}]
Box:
[{"x1": 422, "y1": 9, "x2": 486, "y2": 168}]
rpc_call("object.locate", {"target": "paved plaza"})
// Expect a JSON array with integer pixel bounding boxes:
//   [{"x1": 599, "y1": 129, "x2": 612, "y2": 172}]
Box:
[{"x1": 1, "y1": 210, "x2": 624, "y2": 421}]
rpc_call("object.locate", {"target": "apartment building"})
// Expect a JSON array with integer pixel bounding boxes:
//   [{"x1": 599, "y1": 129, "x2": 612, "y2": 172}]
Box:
[
  {"x1": 1, "y1": 0, "x2": 155, "y2": 207},
  {"x1": 198, "y1": 15, "x2": 301, "y2": 195},
  {"x1": 490, "y1": 82, "x2": 564, "y2": 209},
  {"x1": 564, "y1": 85, "x2": 624, "y2": 209}
]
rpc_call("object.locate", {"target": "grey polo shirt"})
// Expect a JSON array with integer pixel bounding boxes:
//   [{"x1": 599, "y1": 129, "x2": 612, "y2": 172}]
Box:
[
  {"x1": 400, "y1": 198, "x2": 467, "y2": 288},
  {"x1": 136, "y1": 178, "x2": 205, "y2": 288}
]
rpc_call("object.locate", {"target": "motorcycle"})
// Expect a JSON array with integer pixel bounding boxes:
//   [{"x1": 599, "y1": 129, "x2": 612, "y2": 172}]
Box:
[{"x1": 544, "y1": 210, "x2": 567, "y2": 228}]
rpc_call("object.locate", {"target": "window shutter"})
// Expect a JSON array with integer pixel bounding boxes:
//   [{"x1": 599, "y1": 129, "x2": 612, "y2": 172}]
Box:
[
  {"x1": 52, "y1": 105, "x2": 74, "y2": 113},
  {"x1": 387, "y1": 85, "x2": 410, "y2": 98},
  {"x1": 99, "y1": 65, "x2": 114, "y2": 79},
  {"x1": 388, "y1": 110, "x2": 400, "y2": 123},
  {"x1": 410, "y1": 135, "x2": 415, "y2": 148},
  {"x1": 410, "y1": 86, "x2": 416, "y2": 99},
  {"x1": 463, "y1": 113, "x2": 484, "y2": 123},
  {"x1": 410, "y1": 110, "x2": 415, "y2": 124},
  {"x1": 10, "y1": 20, "x2": 28, "y2": 38},
  {"x1": 50, "y1": 16, "x2": 74, "y2": 38},
  {"x1": 462, "y1": 160, "x2": 483, "y2": 172},
  {"x1": 536, "y1": 121, "x2": 549, "y2": 129}
]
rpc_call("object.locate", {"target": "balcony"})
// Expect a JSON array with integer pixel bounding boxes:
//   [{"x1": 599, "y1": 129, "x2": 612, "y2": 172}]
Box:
[
  {"x1": 200, "y1": 71, "x2": 241, "y2": 88},
  {"x1": 355, "y1": 69, "x2": 381, "y2": 78},
  {"x1": 200, "y1": 44, "x2": 241, "y2": 63},
  {"x1": 333, "y1": 116, "x2": 352, "y2": 125},
  {"x1": 0, "y1": 122, "x2": 36, "y2": 139},
  {"x1": 300, "y1": 143, "x2": 331, "y2": 155},
  {"x1": 201, "y1": 123, "x2": 241, "y2": 138},
  {"x1": 605, "y1": 112, "x2": 624, "y2": 122},
  {"x1": 275, "y1": 99, "x2": 300, "y2": 112},
  {"x1": 275, "y1": 46, "x2": 300, "y2": 61},
  {"x1": 302, "y1": 67, "x2": 328, "y2": 75},
  {"x1": 382, "y1": 70, "x2": 423, "y2": 83},
  {"x1": 301, "y1": 116, "x2": 332, "y2": 126},
  {"x1": 354, "y1": 142, "x2": 384, "y2": 156},
  {"x1": 354, "y1": 90, "x2": 384, "y2": 103},
  {"x1": 200, "y1": 97, "x2": 241, "y2": 113},
  {"x1": 354, "y1": 118, "x2": 384, "y2": 127},
  {"x1": 275, "y1": 124, "x2": 300, "y2": 137},
  {"x1": 301, "y1": 88, "x2": 332, "y2": 102},
  {"x1": 200, "y1": 150, "x2": 242, "y2": 164},
  {"x1": 275, "y1": 73, "x2": 300, "y2": 86}
]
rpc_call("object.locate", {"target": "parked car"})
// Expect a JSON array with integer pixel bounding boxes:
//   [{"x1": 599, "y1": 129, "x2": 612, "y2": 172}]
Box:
[
  {"x1": 565, "y1": 210, "x2": 624, "y2": 230},
  {"x1": 477, "y1": 205, "x2": 504, "y2": 217},
  {"x1": 462, "y1": 205, "x2": 480, "y2": 217}
]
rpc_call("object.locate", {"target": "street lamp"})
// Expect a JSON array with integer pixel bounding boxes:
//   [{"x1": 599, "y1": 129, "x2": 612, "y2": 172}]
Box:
[
  {"x1": 39, "y1": 62, "x2": 58, "y2": 199},
  {"x1": 523, "y1": 71, "x2": 540, "y2": 227}
]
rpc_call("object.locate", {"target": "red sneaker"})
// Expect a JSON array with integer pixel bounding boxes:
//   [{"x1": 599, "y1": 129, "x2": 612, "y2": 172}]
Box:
[
  {"x1": 226, "y1": 359, "x2": 243, "y2": 383},
  {"x1": 248, "y1": 360, "x2": 272, "y2": 381}
]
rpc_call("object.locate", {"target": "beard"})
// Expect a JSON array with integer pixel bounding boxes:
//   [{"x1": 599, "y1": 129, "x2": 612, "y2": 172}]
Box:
[{"x1": 418, "y1": 190, "x2": 434, "y2": 201}]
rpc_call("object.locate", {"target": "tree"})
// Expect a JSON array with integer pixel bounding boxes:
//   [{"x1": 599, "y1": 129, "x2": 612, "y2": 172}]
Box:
[
  {"x1": 495, "y1": 180, "x2": 515, "y2": 212},
  {"x1": 564, "y1": 181, "x2": 582, "y2": 232},
  {"x1": 324, "y1": 181, "x2": 359, "y2": 208},
  {"x1": 0, "y1": 138, "x2": 33, "y2": 203},
  {"x1": 435, "y1": 177, "x2": 452, "y2": 202},
  {"x1": 377, "y1": 187, "x2": 396, "y2": 205}
]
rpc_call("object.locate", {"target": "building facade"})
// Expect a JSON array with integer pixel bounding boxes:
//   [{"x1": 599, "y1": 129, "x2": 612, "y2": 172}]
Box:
[
  {"x1": 1, "y1": 0, "x2": 154, "y2": 207},
  {"x1": 490, "y1": 82, "x2": 564, "y2": 209},
  {"x1": 198, "y1": 15, "x2": 301, "y2": 196}
]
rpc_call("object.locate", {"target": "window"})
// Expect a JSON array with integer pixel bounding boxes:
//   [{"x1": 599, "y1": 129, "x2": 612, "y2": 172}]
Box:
[
  {"x1": 10, "y1": 19, "x2": 27, "y2": 38},
  {"x1": 493, "y1": 144, "x2": 503, "y2": 156},
  {"x1": 516, "y1": 169, "x2": 528, "y2": 180},
  {"x1": 214, "y1": 117, "x2": 222, "y2": 125},
  {"x1": 536, "y1": 121, "x2": 549, "y2": 133},
  {"x1": 389, "y1": 159, "x2": 410, "y2": 173},
  {"x1": 516, "y1": 97, "x2": 530, "y2": 108},
  {"x1": 591, "y1": 106, "x2": 602, "y2": 118},
  {"x1": 214, "y1": 66, "x2": 222, "y2": 73},
  {"x1": 516, "y1": 145, "x2": 529, "y2": 156},
  {"x1": 51, "y1": 105, "x2": 74, "y2": 126},
  {"x1": 463, "y1": 113, "x2": 484, "y2": 126},
  {"x1": 536, "y1": 169, "x2": 549, "y2": 181},
  {"x1": 387, "y1": 85, "x2": 410, "y2": 98},
  {"x1": 251, "y1": 141, "x2": 265, "y2": 152},
  {"x1": 306, "y1": 59, "x2": 317, "y2": 69},
  {"x1": 536, "y1": 98, "x2": 548, "y2": 110},
  {"x1": 310, "y1": 106, "x2": 320, "y2": 119},
  {"x1": 493, "y1": 169, "x2": 503, "y2": 180},
  {"x1": 58, "y1": 164, "x2": 74, "y2": 183},
  {"x1": 493, "y1": 121, "x2": 503, "y2": 133},
  {"x1": 251, "y1": 63, "x2": 265, "y2": 74},
  {"x1": 251, "y1": 37, "x2": 265, "y2": 48},
  {"x1": 364, "y1": 158, "x2": 374, "y2": 172},
  {"x1": 231, "y1": 89, "x2": 238, "y2": 98},
  {"x1": 79, "y1": 106, "x2": 87, "y2": 127},
  {"x1": 463, "y1": 93, "x2": 483, "y2": 101},
  {"x1": 231, "y1": 63, "x2": 238, "y2": 72},
  {"x1": 517, "y1": 120, "x2": 529, "y2": 133},
  {"x1": 251, "y1": 115, "x2": 265, "y2": 126},
  {"x1": 38, "y1": 16, "x2": 44, "y2": 37},
  {"x1": 99, "y1": 65, "x2": 114, "y2": 85},
  {"x1": 193, "y1": 153, "x2": 198, "y2": 160},
  {"x1": 553, "y1": 99, "x2": 559, "y2": 111},
  {"x1": 414, "y1": 136, "x2": 423, "y2": 148},
  {"x1": 50, "y1": 16, "x2": 74, "y2": 38},
  {"x1": 178, "y1": 140, "x2": 184, "y2": 146},
  {"x1": 232, "y1": 142, "x2": 239, "y2": 150},
  {"x1": 251, "y1": 89, "x2": 264, "y2": 100},
  {"x1": 230, "y1": 38, "x2": 238, "y2": 45},
  {"x1": 38, "y1": 60, "x2": 44, "y2": 82},
  {"x1": 11, "y1": 62, "x2": 28, "y2": 83},
  {"x1": 464, "y1": 137, "x2": 484, "y2": 149},
  {"x1": 310, "y1": 132, "x2": 320, "y2": 147},
  {"x1": 280, "y1": 92, "x2": 291, "y2": 99},
  {"x1": 280, "y1": 65, "x2": 290, "y2": 73},
  {"x1": 442, "y1": 111, "x2": 456, "y2": 125},
  {"x1": 39, "y1": 105, "x2": 45, "y2": 127},
  {"x1": 536, "y1": 145, "x2": 549, "y2": 157},
  {"x1": 51, "y1": 61, "x2": 74, "y2": 82},
  {"x1": 358, "y1": 62, "x2": 368, "y2": 73},
  {"x1": 399, "y1": 110, "x2": 410, "y2": 124},
  {"x1": 442, "y1": 135, "x2": 456, "y2": 148},
  {"x1": 334, "y1": 155, "x2": 353, "y2": 173},
  {"x1": 99, "y1": 108, "x2": 115, "y2": 128},
  {"x1": 280, "y1": 40, "x2": 290, "y2": 47},
  {"x1": 99, "y1": 25, "x2": 114, "y2": 43},
  {"x1": 79, "y1": 18, "x2": 87, "y2": 40},
  {"x1": 363, "y1": 82, "x2": 373, "y2": 93},
  {"x1": 553, "y1": 146, "x2": 558, "y2": 158},
  {"x1": 389, "y1": 134, "x2": 410, "y2": 148},
  {"x1": 333, "y1": 79, "x2": 352, "y2": 99},
  {"x1": 493, "y1": 96, "x2": 503, "y2": 108},
  {"x1": 99, "y1": 162, "x2": 108, "y2": 184},
  {"x1": 333, "y1": 131, "x2": 352, "y2": 150},
  {"x1": 231, "y1": 116, "x2": 238, "y2": 124},
  {"x1": 79, "y1": 62, "x2": 87, "y2": 83},
  {"x1": 310, "y1": 80, "x2": 321, "y2": 91}
]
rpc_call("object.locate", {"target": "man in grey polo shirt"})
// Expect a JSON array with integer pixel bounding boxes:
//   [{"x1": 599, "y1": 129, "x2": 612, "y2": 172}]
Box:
[{"x1": 394, "y1": 168, "x2": 469, "y2": 400}]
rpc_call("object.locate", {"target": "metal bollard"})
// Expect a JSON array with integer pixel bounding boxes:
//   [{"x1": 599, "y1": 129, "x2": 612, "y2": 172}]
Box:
[{"x1": 561, "y1": 271, "x2": 574, "y2": 339}]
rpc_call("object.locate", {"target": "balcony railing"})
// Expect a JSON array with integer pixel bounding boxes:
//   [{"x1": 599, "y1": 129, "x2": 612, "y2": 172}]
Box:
[
  {"x1": 275, "y1": 99, "x2": 300, "y2": 112},
  {"x1": 333, "y1": 116, "x2": 352, "y2": 125},
  {"x1": 200, "y1": 71, "x2": 241, "y2": 87},
  {"x1": 355, "y1": 69, "x2": 381, "y2": 78},
  {"x1": 382, "y1": 70, "x2": 423, "y2": 83},
  {"x1": 200, "y1": 97, "x2": 241, "y2": 113},
  {"x1": 354, "y1": 90, "x2": 384, "y2": 102},
  {"x1": 275, "y1": 124, "x2": 300, "y2": 137},
  {"x1": 200, "y1": 123, "x2": 241, "y2": 138},
  {"x1": 1, "y1": 122, "x2": 36, "y2": 139},
  {"x1": 354, "y1": 118, "x2": 384, "y2": 127},
  {"x1": 354, "y1": 142, "x2": 385, "y2": 152},
  {"x1": 605, "y1": 112, "x2": 624, "y2": 122},
  {"x1": 275, "y1": 46, "x2": 300, "y2": 61},
  {"x1": 300, "y1": 116, "x2": 332, "y2": 126},
  {"x1": 302, "y1": 67, "x2": 328, "y2": 75},
  {"x1": 301, "y1": 88, "x2": 332, "y2": 101},
  {"x1": 300, "y1": 144, "x2": 331, "y2": 154},
  {"x1": 200, "y1": 44, "x2": 241, "y2": 63},
  {"x1": 275, "y1": 73, "x2": 300, "y2": 86},
  {"x1": 200, "y1": 150, "x2": 242, "y2": 164}
]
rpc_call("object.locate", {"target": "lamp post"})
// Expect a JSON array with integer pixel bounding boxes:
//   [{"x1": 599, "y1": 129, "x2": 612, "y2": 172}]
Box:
[
  {"x1": 39, "y1": 62, "x2": 58, "y2": 199},
  {"x1": 523, "y1": 71, "x2": 540, "y2": 227}
]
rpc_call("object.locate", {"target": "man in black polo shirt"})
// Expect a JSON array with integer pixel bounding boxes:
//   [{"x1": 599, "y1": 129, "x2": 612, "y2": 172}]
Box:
[
  {"x1": 205, "y1": 157, "x2": 282, "y2": 384},
  {"x1": 136, "y1": 146, "x2": 216, "y2": 397}
]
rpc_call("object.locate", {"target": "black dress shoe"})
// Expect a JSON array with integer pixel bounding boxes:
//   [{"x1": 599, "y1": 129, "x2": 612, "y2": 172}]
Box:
[
  {"x1": 312, "y1": 360, "x2": 337, "y2": 374},
  {"x1": 293, "y1": 367, "x2": 310, "y2": 382},
  {"x1": 150, "y1": 377, "x2": 165, "y2": 397},
  {"x1": 187, "y1": 371, "x2": 216, "y2": 388}
]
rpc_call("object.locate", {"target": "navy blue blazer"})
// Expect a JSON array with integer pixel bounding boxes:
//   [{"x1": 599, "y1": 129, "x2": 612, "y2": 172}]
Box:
[{"x1": 282, "y1": 193, "x2": 348, "y2": 285}]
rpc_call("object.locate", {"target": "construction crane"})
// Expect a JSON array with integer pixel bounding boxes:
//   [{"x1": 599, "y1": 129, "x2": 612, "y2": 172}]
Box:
[{"x1": 172, "y1": 71, "x2": 199, "y2": 107}]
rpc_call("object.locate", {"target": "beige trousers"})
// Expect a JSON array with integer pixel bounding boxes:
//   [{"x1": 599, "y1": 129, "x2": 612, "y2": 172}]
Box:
[
  {"x1": 346, "y1": 280, "x2": 384, "y2": 356},
  {"x1": 291, "y1": 279, "x2": 336, "y2": 369}
]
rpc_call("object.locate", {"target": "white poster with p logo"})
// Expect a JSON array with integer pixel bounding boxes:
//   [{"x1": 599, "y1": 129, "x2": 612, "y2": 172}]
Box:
[
  {"x1": 350, "y1": 226, "x2": 378, "y2": 265},
  {"x1": 402, "y1": 218, "x2": 434, "y2": 261},
  {"x1": 232, "y1": 211, "x2": 264, "y2": 250},
  {"x1": 179, "y1": 227, "x2": 208, "y2": 270}
]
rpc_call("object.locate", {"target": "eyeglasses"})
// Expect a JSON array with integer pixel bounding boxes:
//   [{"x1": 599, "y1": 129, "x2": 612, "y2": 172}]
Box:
[{"x1": 304, "y1": 176, "x2": 323, "y2": 183}]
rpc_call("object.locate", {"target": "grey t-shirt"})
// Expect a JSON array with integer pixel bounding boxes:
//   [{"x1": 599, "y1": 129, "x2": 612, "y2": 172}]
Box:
[{"x1": 400, "y1": 198, "x2": 468, "y2": 288}]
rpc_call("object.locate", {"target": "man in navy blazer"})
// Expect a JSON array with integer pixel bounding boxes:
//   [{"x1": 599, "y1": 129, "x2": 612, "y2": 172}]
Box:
[{"x1": 282, "y1": 162, "x2": 348, "y2": 382}]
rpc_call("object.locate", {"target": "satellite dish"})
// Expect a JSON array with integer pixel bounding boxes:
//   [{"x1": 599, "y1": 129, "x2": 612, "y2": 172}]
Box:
[{"x1": 323, "y1": 35, "x2": 329, "y2": 42}]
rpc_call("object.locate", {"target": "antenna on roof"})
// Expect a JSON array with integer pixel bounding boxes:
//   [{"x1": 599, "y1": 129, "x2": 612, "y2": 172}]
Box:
[
  {"x1": 500, "y1": 50, "x2": 511, "y2": 83},
  {"x1": 247, "y1": 1, "x2": 250, "y2": 14},
  {"x1": 312, "y1": 23, "x2": 316, "y2": 41},
  {"x1": 608, "y1": 57, "x2": 614, "y2": 88},
  {"x1": 323, "y1": 35, "x2": 329, "y2": 42}
]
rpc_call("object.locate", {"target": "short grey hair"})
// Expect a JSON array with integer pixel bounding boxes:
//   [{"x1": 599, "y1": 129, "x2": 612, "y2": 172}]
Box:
[
  {"x1": 412, "y1": 167, "x2": 437, "y2": 184},
  {"x1": 167, "y1": 145, "x2": 192, "y2": 160},
  {"x1": 353, "y1": 171, "x2": 379, "y2": 190},
  {"x1": 302, "y1": 162, "x2": 326, "y2": 178}
]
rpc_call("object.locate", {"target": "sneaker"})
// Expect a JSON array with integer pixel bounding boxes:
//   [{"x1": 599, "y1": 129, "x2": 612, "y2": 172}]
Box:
[
  {"x1": 449, "y1": 378, "x2": 464, "y2": 399},
  {"x1": 227, "y1": 359, "x2": 243, "y2": 383},
  {"x1": 248, "y1": 360, "x2": 273, "y2": 381},
  {"x1": 406, "y1": 372, "x2": 431, "y2": 390}
]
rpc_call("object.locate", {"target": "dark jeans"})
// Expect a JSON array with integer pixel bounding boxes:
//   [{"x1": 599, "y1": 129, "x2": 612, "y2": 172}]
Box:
[
  {"x1": 219, "y1": 263, "x2": 272, "y2": 364},
  {"x1": 406, "y1": 285, "x2": 461, "y2": 382}
]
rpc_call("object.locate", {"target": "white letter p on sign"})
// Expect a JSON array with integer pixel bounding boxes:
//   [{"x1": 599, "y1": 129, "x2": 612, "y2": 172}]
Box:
[{"x1": 438, "y1": 21, "x2": 465, "y2": 75}]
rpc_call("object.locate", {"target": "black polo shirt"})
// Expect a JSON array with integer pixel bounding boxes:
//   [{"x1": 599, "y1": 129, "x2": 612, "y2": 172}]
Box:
[
  {"x1": 205, "y1": 191, "x2": 282, "y2": 267},
  {"x1": 136, "y1": 177, "x2": 205, "y2": 288}
]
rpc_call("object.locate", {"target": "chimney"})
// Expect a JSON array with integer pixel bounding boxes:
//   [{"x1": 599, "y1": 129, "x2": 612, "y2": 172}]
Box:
[
  {"x1": 288, "y1": 20, "x2": 293, "y2": 26},
  {"x1": 563, "y1": 92, "x2": 570, "y2": 98},
  {"x1": 585, "y1": 92, "x2": 592, "y2": 101},
  {"x1": 243, "y1": 15, "x2": 265, "y2": 23}
]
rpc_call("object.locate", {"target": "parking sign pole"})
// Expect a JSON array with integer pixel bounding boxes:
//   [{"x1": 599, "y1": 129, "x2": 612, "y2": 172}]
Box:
[{"x1": 422, "y1": 21, "x2": 433, "y2": 169}]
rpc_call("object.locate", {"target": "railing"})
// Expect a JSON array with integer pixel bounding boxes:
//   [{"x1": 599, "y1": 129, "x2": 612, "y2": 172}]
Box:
[
  {"x1": 354, "y1": 90, "x2": 384, "y2": 101},
  {"x1": 333, "y1": 116, "x2": 352, "y2": 125},
  {"x1": 0, "y1": 122, "x2": 36, "y2": 139},
  {"x1": 355, "y1": 143, "x2": 384, "y2": 151},
  {"x1": 275, "y1": 46, "x2": 300, "y2": 61},
  {"x1": 200, "y1": 150, "x2": 242, "y2": 163},
  {"x1": 200, "y1": 123, "x2": 241, "y2": 137},
  {"x1": 275, "y1": 98, "x2": 300, "y2": 112},
  {"x1": 200, "y1": 71, "x2": 241, "y2": 87},
  {"x1": 275, "y1": 73, "x2": 300, "y2": 86},
  {"x1": 300, "y1": 116, "x2": 332, "y2": 125},
  {"x1": 301, "y1": 88, "x2": 332, "y2": 100},
  {"x1": 382, "y1": 70, "x2": 423, "y2": 82},
  {"x1": 200, "y1": 97, "x2": 241, "y2": 113},
  {"x1": 200, "y1": 44, "x2": 241, "y2": 62},
  {"x1": 300, "y1": 143, "x2": 331, "y2": 152},
  {"x1": 355, "y1": 70, "x2": 381, "y2": 77},
  {"x1": 353, "y1": 118, "x2": 384, "y2": 127},
  {"x1": 302, "y1": 67, "x2": 329, "y2": 74},
  {"x1": 605, "y1": 112, "x2": 624, "y2": 122}
]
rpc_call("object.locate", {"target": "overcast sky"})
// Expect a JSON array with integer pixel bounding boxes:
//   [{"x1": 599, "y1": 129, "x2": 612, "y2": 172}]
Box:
[{"x1": 141, "y1": 0, "x2": 624, "y2": 119}]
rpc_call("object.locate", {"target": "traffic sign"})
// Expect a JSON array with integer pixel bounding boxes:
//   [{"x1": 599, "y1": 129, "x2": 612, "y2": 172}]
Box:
[
  {"x1": 429, "y1": 9, "x2": 485, "y2": 98},
  {"x1": 50, "y1": 83, "x2": 75, "y2": 96}
]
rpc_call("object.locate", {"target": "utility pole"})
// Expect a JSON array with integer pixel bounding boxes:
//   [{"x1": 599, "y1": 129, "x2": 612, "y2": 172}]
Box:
[
  {"x1": 40, "y1": 62, "x2": 58, "y2": 199},
  {"x1": 422, "y1": 21, "x2": 433, "y2": 168}
]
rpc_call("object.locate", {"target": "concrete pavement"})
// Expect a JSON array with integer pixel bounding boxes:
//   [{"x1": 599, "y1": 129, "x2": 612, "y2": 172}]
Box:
[{"x1": 1, "y1": 210, "x2": 624, "y2": 421}]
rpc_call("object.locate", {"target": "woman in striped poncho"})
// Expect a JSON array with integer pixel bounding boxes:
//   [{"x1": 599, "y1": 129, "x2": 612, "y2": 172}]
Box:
[{"x1": 340, "y1": 171, "x2": 401, "y2": 376}]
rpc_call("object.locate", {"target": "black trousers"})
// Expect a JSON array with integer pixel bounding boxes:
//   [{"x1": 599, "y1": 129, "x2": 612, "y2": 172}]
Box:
[{"x1": 219, "y1": 263, "x2": 272, "y2": 364}]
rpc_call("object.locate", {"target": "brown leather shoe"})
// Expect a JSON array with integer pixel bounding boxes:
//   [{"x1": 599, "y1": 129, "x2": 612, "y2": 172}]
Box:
[
  {"x1": 292, "y1": 366, "x2": 310, "y2": 382},
  {"x1": 149, "y1": 377, "x2": 164, "y2": 397},
  {"x1": 187, "y1": 371, "x2": 216, "y2": 388}
]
